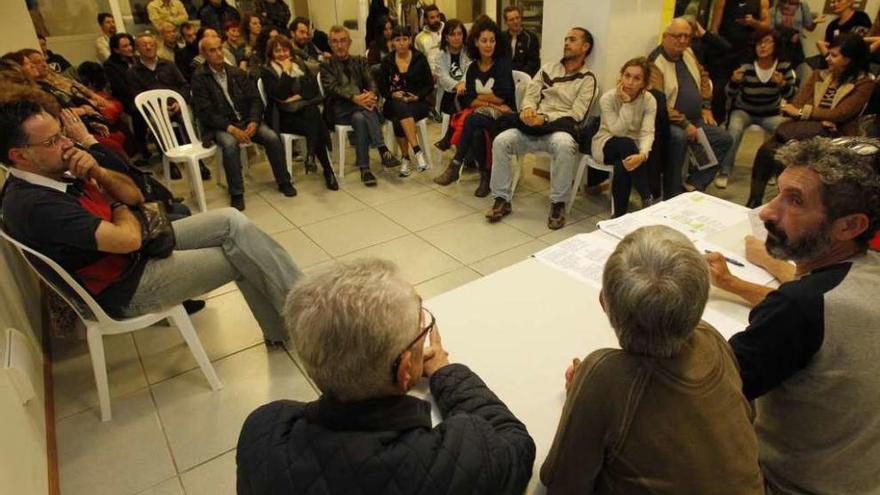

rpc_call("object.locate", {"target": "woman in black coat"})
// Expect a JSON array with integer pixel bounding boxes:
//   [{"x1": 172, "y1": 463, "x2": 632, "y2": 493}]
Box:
[
  {"x1": 260, "y1": 35, "x2": 338, "y2": 190},
  {"x1": 377, "y1": 25, "x2": 434, "y2": 176}
]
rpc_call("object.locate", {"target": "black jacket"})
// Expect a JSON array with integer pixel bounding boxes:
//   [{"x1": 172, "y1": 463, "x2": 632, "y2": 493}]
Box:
[
  {"x1": 190, "y1": 62, "x2": 263, "y2": 133},
  {"x1": 103, "y1": 53, "x2": 135, "y2": 106},
  {"x1": 127, "y1": 58, "x2": 191, "y2": 101},
  {"x1": 259, "y1": 62, "x2": 322, "y2": 131},
  {"x1": 377, "y1": 50, "x2": 434, "y2": 101},
  {"x1": 501, "y1": 29, "x2": 540, "y2": 76},
  {"x1": 198, "y1": 0, "x2": 240, "y2": 32},
  {"x1": 236, "y1": 364, "x2": 536, "y2": 495}
]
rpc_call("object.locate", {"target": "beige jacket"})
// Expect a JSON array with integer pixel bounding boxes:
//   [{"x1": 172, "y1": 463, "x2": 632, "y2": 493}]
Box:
[
  {"x1": 648, "y1": 46, "x2": 712, "y2": 127},
  {"x1": 792, "y1": 69, "x2": 874, "y2": 136}
]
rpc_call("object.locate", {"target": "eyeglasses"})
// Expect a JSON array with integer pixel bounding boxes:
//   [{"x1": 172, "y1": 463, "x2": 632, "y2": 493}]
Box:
[
  {"x1": 390, "y1": 307, "x2": 435, "y2": 383},
  {"x1": 22, "y1": 129, "x2": 69, "y2": 149},
  {"x1": 757, "y1": 38, "x2": 775, "y2": 46},
  {"x1": 665, "y1": 32, "x2": 692, "y2": 41}
]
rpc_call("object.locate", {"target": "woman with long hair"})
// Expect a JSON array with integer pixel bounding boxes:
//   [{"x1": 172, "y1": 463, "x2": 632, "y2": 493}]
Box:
[
  {"x1": 367, "y1": 15, "x2": 395, "y2": 66},
  {"x1": 746, "y1": 33, "x2": 873, "y2": 207},
  {"x1": 593, "y1": 57, "x2": 657, "y2": 217},
  {"x1": 433, "y1": 16, "x2": 514, "y2": 196},
  {"x1": 717, "y1": 28, "x2": 796, "y2": 189},
  {"x1": 261, "y1": 35, "x2": 338, "y2": 190},
  {"x1": 241, "y1": 11, "x2": 263, "y2": 59}
]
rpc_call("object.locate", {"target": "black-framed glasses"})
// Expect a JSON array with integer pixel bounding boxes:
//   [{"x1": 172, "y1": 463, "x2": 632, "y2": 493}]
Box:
[{"x1": 390, "y1": 307, "x2": 435, "y2": 383}]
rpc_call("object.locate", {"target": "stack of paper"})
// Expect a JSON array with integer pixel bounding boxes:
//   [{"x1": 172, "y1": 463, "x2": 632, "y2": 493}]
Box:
[{"x1": 532, "y1": 231, "x2": 619, "y2": 289}]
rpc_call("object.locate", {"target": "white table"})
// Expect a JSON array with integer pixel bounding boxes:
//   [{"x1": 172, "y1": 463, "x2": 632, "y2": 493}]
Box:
[{"x1": 421, "y1": 199, "x2": 759, "y2": 493}]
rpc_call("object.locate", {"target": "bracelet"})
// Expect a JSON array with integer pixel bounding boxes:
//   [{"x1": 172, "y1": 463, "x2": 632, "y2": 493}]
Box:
[{"x1": 110, "y1": 201, "x2": 126, "y2": 210}]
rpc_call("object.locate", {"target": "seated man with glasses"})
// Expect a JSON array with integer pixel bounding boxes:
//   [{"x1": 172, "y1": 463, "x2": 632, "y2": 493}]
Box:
[
  {"x1": 647, "y1": 17, "x2": 733, "y2": 198},
  {"x1": 0, "y1": 99, "x2": 302, "y2": 345},
  {"x1": 704, "y1": 136, "x2": 880, "y2": 494},
  {"x1": 236, "y1": 258, "x2": 536, "y2": 494},
  {"x1": 319, "y1": 25, "x2": 401, "y2": 187}
]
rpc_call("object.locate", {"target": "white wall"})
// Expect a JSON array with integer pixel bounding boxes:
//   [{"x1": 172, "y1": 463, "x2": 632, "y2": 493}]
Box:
[
  {"x1": 541, "y1": 0, "x2": 664, "y2": 97},
  {"x1": 0, "y1": 0, "x2": 40, "y2": 55}
]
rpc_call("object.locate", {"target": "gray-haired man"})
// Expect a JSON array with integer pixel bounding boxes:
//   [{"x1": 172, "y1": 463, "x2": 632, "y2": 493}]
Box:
[
  {"x1": 706, "y1": 137, "x2": 880, "y2": 494},
  {"x1": 237, "y1": 258, "x2": 535, "y2": 493}
]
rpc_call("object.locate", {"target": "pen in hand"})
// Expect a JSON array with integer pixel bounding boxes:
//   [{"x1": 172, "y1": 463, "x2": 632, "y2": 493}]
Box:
[{"x1": 704, "y1": 250, "x2": 745, "y2": 267}]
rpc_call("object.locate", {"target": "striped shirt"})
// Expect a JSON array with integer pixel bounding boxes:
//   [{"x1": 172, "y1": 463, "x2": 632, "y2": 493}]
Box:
[
  {"x1": 819, "y1": 86, "x2": 838, "y2": 109},
  {"x1": 725, "y1": 60, "x2": 797, "y2": 117}
]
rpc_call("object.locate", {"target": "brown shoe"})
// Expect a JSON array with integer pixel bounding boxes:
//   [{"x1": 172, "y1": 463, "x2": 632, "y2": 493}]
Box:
[
  {"x1": 433, "y1": 160, "x2": 461, "y2": 186},
  {"x1": 583, "y1": 180, "x2": 610, "y2": 196},
  {"x1": 474, "y1": 170, "x2": 491, "y2": 197},
  {"x1": 485, "y1": 197, "x2": 512, "y2": 223},
  {"x1": 548, "y1": 202, "x2": 566, "y2": 230}
]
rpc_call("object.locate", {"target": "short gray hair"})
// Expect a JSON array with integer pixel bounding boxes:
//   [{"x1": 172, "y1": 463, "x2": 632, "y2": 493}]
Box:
[
  {"x1": 284, "y1": 258, "x2": 420, "y2": 401},
  {"x1": 602, "y1": 225, "x2": 709, "y2": 358},
  {"x1": 328, "y1": 25, "x2": 349, "y2": 36},
  {"x1": 775, "y1": 137, "x2": 880, "y2": 246}
]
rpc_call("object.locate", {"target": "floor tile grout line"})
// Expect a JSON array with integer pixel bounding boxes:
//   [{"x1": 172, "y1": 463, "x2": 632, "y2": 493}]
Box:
[{"x1": 143, "y1": 340, "x2": 266, "y2": 388}]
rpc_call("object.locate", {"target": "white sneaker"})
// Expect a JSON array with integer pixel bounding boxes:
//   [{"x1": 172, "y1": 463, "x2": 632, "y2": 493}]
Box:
[
  {"x1": 768, "y1": 175, "x2": 777, "y2": 186},
  {"x1": 399, "y1": 158, "x2": 411, "y2": 177},
  {"x1": 714, "y1": 174, "x2": 729, "y2": 189},
  {"x1": 415, "y1": 151, "x2": 429, "y2": 172}
]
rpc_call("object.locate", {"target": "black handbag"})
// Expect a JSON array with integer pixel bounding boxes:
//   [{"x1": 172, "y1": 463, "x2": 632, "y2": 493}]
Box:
[{"x1": 135, "y1": 202, "x2": 175, "y2": 259}]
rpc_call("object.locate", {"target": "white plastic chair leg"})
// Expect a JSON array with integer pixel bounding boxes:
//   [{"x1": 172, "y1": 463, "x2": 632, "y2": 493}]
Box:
[
  {"x1": 169, "y1": 306, "x2": 223, "y2": 391},
  {"x1": 336, "y1": 127, "x2": 347, "y2": 181},
  {"x1": 568, "y1": 156, "x2": 590, "y2": 215},
  {"x1": 162, "y1": 156, "x2": 171, "y2": 184},
  {"x1": 185, "y1": 158, "x2": 208, "y2": 213},
  {"x1": 282, "y1": 135, "x2": 294, "y2": 178},
  {"x1": 417, "y1": 120, "x2": 432, "y2": 168},
  {"x1": 86, "y1": 325, "x2": 112, "y2": 422}
]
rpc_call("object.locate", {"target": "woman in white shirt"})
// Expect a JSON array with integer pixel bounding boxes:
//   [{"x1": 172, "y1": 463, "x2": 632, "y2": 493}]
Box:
[{"x1": 592, "y1": 57, "x2": 656, "y2": 217}]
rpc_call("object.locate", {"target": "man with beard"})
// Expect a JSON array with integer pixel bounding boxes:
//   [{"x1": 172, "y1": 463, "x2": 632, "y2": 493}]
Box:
[
  {"x1": 704, "y1": 136, "x2": 880, "y2": 495},
  {"x1": 414, "y1": 4, "x2": 443, "y2": 73}
]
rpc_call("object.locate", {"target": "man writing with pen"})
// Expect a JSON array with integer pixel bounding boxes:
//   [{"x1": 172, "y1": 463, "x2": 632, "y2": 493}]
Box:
[{"x1": 703, "y1": 137, "x2": 880, "y2": 495}]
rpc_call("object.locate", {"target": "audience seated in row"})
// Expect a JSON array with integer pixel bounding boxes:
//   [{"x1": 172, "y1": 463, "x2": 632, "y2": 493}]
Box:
[
  {"x1": 191, "y1": 35, "x2": 295, "y2": 211},
  {"x1": 489, "y1": 27, "x2": 597, "y2": 230},
  {"x1": 747, "y1": 33, "x2": 873, "y2": 207},
  {"x1": 432, "y1": 17, "x2": 515, "y2": 197},
  {"x1": 499, "y1": 5, "x2": 541, "y2": 77},
  {"x1": 319, "y1": 26, "x2": 400, "y2": 187},
  {"x1": 260, "y1": 34, "x2": 338, "y2": 190}
]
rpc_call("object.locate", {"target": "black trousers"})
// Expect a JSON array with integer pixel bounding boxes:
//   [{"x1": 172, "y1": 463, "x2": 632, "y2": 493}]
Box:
[
  {"x1": 604, "y1": 137, "x2": 651, "y2": 217},
  {"x1": 278, "y1": 105, "x2": 332, "y2": 169}
]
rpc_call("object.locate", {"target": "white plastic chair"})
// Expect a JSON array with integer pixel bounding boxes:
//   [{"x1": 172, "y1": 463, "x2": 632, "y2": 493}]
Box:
[
  {"x1": 582, "y1": 154, "x2": 615, "y2": 216},
  {"x1": 317, "y1": 73, "x2": 353, "y2": 181},
  {"x1": 0, "y1": 227, "x2": 222, "y2": 422},
  {"x1": 134, "y1": 89, "x2": 218, "y2": 213},
  {"x1": 383, "y1": 117, "x2": 434, "y2": 169},
  {"x1": 257, "y1": 78, "x2": 307, "y2": 177},
  {"x1": 512, "y1": 70, "x2": 532, "y2": 110}
]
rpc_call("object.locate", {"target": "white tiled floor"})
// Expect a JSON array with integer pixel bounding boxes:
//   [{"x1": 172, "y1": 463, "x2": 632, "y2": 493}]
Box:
[{"x1": 52, "y1": 121, "x2": 762, "y2": 494}]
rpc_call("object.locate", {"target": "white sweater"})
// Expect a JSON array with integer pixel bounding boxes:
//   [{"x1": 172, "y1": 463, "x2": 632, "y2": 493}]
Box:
[{"x1": 591, "y1": 89, "x2": 656, "y2": 165}]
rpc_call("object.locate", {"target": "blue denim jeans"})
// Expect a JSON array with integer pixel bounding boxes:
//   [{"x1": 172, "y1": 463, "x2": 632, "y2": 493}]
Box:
[
  {"x1": 214, "y1": 123, "x2": 290, "y2": 196},
  {"x1": 334, "y1": 101, "x2": 385, "y2": 169},
  {"x1": 491, "y1": 129, "x2": 579, "y2": 204},
  {"x1": 721, "y1": 110, "x2": 786, "y2": 175},
  {"x1": 120, "y1": 208, "x2": 302, "y2": 342},
  {"x1": 667, "y1": 123, "x2": 733, "y2": 194}
]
